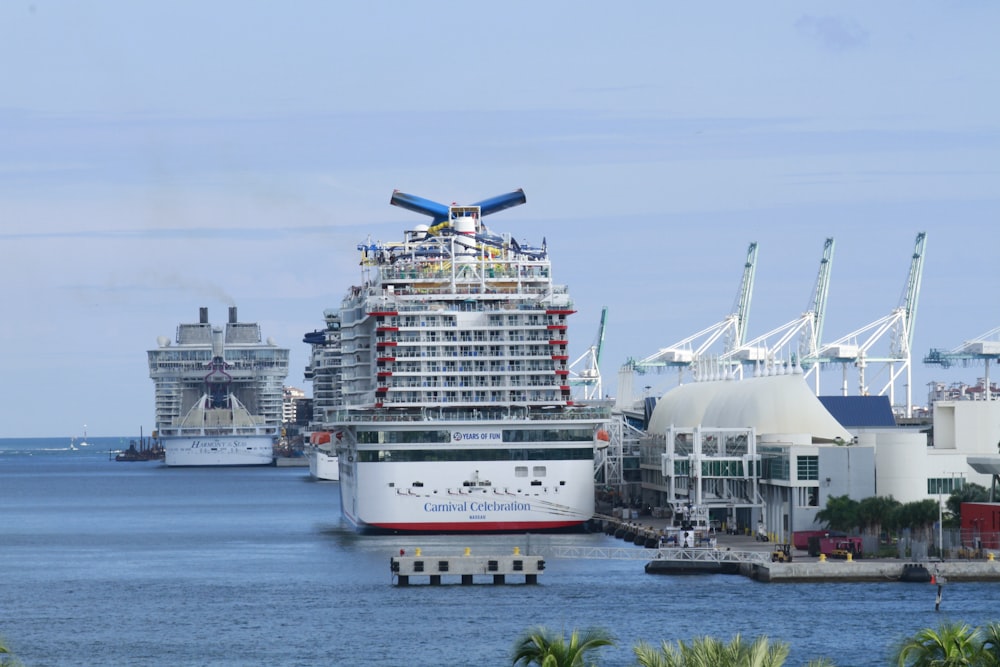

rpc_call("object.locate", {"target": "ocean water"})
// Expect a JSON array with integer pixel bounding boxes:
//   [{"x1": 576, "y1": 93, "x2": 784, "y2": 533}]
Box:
[{"x1": 2, "y1": 437, "x2": 999, "y2": 667}]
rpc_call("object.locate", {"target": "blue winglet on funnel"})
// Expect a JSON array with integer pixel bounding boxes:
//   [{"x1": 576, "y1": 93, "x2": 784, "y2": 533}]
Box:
[
  {"x1": 390, "y1": 189, "x2": 526, "y2": 224},
  {"x1": 473, "y1": 189, "x2": 527, "y2": 217},
  {"x1": 389, "y1": 191, "x2": 451, "y2": 223}
]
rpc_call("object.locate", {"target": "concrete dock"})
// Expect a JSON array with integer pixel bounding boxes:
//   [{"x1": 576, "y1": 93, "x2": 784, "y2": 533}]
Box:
[
  {"x1": 748, "y1": 559, "x2": 1000, "y2": 583},
  {"x1": 593, "y1": 515, "x2": 1000, "y2": 583}
]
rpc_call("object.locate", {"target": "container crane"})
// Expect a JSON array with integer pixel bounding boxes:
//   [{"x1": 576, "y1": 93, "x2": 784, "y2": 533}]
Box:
[
  {"x1": 924, "y1": 326, "x2": 1000, "y2": 401},
  {"x1": 621, "y1": 242, "x2": 758, "y2": 401},
  {"x1": 569, "y1": 306, "x2": 607, "y2": 400},
  {"x1": 816, "y1": 232, "x2": 927, "y2": 417},
  {"x1": 720, "y1": 238, "x2": 835, "y2": 390}
]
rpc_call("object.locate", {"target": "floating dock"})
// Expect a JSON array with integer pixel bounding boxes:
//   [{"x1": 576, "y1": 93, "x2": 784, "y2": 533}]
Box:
[{"x1": 390, "y1": 547, "x2": 544, "y2": 586}]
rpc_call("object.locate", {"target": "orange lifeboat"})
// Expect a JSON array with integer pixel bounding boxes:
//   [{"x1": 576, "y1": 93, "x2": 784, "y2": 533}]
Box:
[{"x1": 310, "y1": 432, "x2": 332, "y2": 445}]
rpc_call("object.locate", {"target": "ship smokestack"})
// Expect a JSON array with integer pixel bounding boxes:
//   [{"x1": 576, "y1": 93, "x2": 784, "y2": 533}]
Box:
[
  {"x1": 199, "y1": 307, "x2": 208, "y2": 324},
  {"x1": 229, "y1": 306, "x2": 238, "y2": 324}
]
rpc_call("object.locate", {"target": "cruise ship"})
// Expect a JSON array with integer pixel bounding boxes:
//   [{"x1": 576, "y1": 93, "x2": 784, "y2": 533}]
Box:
[
  {"x1": 313, "y1": 189, "x2": 609, "y2": 533},
  {"x1": 148, "y1": 306, "x2": 290, "y2": 466},
  {"x1": 305, "y1": 433, "x2": 340, "y2": 481}
]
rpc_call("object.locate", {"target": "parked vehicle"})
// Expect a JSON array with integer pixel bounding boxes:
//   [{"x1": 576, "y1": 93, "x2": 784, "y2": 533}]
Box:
[
  {"x1": 806, "y1": 535, "x2": 862, "y2": 558},
  {"x1": 771, "y1": 544, "x2": 793, "y2": 563}
]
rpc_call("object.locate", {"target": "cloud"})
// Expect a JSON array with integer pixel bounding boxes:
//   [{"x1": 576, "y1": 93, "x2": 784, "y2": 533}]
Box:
[{"x1": 795, "y1": 15, "x2": 869, "y2": 52}]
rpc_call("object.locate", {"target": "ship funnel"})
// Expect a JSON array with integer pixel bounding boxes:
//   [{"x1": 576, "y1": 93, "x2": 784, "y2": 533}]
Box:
[
  {"x1": 199, "y1": 307, "x2": 209, "y2": 324},
  {"x1": 390, "y1": 189, "x2": 527, "y2": 224},
  {"x1": 229, "y1": 306, "x2": 238, "y2": 324}
]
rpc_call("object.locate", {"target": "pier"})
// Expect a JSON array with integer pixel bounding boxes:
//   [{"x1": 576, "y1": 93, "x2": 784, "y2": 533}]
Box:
[
  {"x1": 390, "y1": 547, "x2": 545, "y2": 586},
  {"x1": 548, "y1": 545, "x2": 771, "y2": 575},
  {"x1": 575, "y1": 515, "x2": 1000, "y2": 582}
]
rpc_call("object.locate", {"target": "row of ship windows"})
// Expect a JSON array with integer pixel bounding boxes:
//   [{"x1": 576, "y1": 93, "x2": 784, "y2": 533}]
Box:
[
  {"x1": 378, "y1": 337, "x2": 558, "y2": 348},
  {"x1": 383, "y1": 378, "x2": 559, "y2": 386},
  {"x1": 367, "y1": 393, "x2": 565, "y2": 403},
  {"x1": 356, "y1": 428, "x2": 594, "y2": 444},
  {"x1": 377, "y1": 315, "x2": 564, "y2": 328},
  {"x1": 355, "y1": 447, "x2": 593, "y2": 462}
]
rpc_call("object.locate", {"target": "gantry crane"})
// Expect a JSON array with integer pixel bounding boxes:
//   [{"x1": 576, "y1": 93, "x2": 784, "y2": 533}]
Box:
[
  {"x1": 569, "y1": 306, "x2": 607, "y2": 400},
  {"x1": 619, "y1": 242, "x2": 758, "y2": 405},
  {"x1": 720, "y1": 238, "x2": 835, "y2": 391},
  {"x1": 925, "y1": 326, "x2": 1000, "y2": 401},
  {"x1": 816, "y1": 232, "x2": 927, "y2": 417}
]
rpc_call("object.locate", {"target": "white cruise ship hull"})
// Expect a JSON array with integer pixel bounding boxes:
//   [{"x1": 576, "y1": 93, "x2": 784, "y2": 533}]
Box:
[
  {"x1": 308, "y1": 448, "x2": 340, "y2": 481},
  {"x1": 162, "y1": 435, "x2": 274, "y2": 467},
  {"x1": 339, "y1": 448, "x2": 595, "y2": 533}
]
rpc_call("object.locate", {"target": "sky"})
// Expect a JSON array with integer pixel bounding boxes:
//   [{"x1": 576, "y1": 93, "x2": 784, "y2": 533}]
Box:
[{"x1": 2, "y1": 2, "x2": 999, "y2": 437}]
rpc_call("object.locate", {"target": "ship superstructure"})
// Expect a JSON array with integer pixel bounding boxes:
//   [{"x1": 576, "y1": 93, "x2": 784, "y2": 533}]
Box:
[
  {"x1": 315, "y1": 189, "x2": 609, "y2": 532},
  {"x1": 149, "y1": 306, "x2": 290, "y2": 466}
]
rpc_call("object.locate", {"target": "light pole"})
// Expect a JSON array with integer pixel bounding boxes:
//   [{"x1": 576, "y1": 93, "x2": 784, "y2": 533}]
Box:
[
  {"x1": 938, "y1": 482, "x2": 943, "y2": 559},
  {"x1": 938, "y1": 472, "x2": 961, "y2": 559}
]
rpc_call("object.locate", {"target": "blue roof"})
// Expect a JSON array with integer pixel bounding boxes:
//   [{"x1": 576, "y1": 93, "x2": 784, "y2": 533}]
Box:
[{"x1": 818, "y1": 395, "x2": 896, "y2": 428}]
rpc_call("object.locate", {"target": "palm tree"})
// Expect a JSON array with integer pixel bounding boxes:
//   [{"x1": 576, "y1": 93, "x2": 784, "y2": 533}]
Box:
[
  {"x1": 896, "y1": 499, "x2": 942, "y2": 544},
  {"x1": 0, "y1": 637, "x2": 23, "y2": 667},
  {"x1": 816, "y1": 495, "x2": 859, "y2": 533},
  {"x1": 511, "y1": 626, "x2": 615, "y2": 667},
  {"x1": 893, "y1": 621, "x2": 991, "y2": 667},
  {"x1": 980, "y1": 622, "x2": 1000, "y2": 665},
  {"x1": 856, "y1": 495, "x2": 900, "y2": 542},
  {"x1": 633, "y1": 633, "x2": 791, "y2": 667}
]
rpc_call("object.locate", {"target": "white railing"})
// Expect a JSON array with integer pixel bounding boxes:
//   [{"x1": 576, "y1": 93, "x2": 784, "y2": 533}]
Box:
[{"x1": 544, "y1": 546, "x2": 772, "y2": 566}]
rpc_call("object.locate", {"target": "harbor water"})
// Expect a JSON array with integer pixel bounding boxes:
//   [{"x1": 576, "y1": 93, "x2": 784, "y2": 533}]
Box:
[{"x1": 3, "y1": 437, "x2": 999, "y2": 667}]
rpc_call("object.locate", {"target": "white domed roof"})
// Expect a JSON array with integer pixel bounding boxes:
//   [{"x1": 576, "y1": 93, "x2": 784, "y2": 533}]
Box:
[{"x1": 647, "y1": 373, "x2": 851, "y2": 442}]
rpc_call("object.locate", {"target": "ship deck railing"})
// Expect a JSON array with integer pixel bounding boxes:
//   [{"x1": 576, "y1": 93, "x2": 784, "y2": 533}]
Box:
[
  {"x1": 331, "y1": 406, "x2": 611, "y2": 424},
  {"x1": 357, "y1": 297, "x2": 573, "y2": 314}
]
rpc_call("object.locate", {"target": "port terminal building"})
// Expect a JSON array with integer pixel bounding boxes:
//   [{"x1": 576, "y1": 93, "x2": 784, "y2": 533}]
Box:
[{"x1": 622, "y1": 367, "x2": 1000, "y2": 545}]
